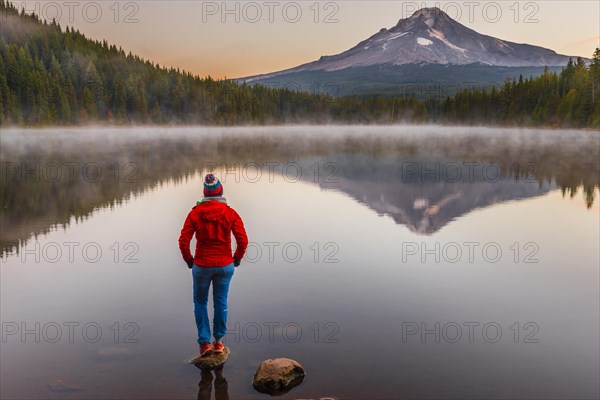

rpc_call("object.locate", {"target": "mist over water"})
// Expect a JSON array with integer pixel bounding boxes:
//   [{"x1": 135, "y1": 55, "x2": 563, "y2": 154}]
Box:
[
  {"x1": 2, "y1": 125, "x2": 598, "y2": 254},
  {"x1": 1, "y1": 125, "x2": 599, "y2": 399}
]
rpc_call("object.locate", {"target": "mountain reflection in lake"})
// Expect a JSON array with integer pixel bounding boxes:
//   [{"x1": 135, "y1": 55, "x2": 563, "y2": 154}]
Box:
[
  {"x1": 1, "y1": 126, "x2": 598, "y2": 255},
  {"x1": 1, "y1": 126, "x2": 599, "y2": 399}
]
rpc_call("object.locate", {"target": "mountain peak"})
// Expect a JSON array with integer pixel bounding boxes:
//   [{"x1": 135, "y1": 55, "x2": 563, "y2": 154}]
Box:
[
  {"x1": 409, "y1": 7, "x2": 446, "y2": 19},
  {"x1": 240, "y1": 7, "x2": 577, "y2": 83},
  {"x1": 394, "y1": 7, "x2": 453, "y2": 29}
]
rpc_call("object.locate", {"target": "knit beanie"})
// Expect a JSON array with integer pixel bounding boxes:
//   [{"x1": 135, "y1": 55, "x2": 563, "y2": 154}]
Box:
[{"x1": 203, "y1": 173, "x2": 224, "y2": 197}]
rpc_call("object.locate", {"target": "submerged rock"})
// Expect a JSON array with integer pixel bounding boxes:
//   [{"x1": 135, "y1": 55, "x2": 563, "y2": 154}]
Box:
[
  {"x1": 252, "y1": 358, "x2": 305, "y2": 395},
  {"x1": 46, "y1": 379, "x2": 84, "y2": 393},
  {"x1": 189, "y1": 346, "x2": 230, "y2": 370}
]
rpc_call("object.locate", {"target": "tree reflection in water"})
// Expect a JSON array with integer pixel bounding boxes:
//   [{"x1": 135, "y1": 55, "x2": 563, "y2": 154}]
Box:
[{"x1": 2, "y1": 127, "x2": 598, "y2": 256}]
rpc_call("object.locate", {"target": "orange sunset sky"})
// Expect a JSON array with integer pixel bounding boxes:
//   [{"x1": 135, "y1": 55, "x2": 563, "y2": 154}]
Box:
[{"x1": 13, "y1": 0, "x2": 600, "y2": 78}]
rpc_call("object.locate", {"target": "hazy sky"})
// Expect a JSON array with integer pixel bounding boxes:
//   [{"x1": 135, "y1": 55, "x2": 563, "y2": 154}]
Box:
[{"x1": 14, "y1": 0, "x2": 600, "y2": 78}]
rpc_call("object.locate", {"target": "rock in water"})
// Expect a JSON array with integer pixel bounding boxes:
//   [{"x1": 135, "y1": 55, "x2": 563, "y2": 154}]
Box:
[
  {"x1": 46, "y1": 380, "x2": 84, "y2": 393},
  {"x1": 252, "y1": 358, "x2": 305, "y2": 395},
  {"x1": 189, "y1": 347, "x2": 230, "y2": 370}
]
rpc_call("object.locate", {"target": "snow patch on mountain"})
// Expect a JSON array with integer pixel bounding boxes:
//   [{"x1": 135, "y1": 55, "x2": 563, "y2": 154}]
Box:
[
  {"x1": 417, "y1": 37, "x2": 433, "y2": 46},
  {"x1": 428, "y1": 28, "x2": 466, "y2": 52},
  {"x1": 376, "y1": 31, "x2": 408, "y2": 42}
]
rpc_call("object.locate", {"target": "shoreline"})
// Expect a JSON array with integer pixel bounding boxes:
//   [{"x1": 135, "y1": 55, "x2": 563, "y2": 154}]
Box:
[{"x1": 2, "y1": 122, "x2": 599, "y2": 133}]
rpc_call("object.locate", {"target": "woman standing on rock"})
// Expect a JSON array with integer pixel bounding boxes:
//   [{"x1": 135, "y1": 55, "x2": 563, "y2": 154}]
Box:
[{"x1": 179, "y1": 174, "x2": 248, "y2": 357}]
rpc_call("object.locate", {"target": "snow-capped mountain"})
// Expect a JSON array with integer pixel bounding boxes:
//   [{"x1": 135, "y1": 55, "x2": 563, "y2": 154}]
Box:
[{"x1": 238, "y1": 7, "x2": 577, "y2": 93}]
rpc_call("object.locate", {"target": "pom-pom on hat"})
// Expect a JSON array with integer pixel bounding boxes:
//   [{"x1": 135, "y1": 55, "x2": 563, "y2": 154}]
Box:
[{"x1": 203, "y1": 173, "x2": 224, "y2": 197}]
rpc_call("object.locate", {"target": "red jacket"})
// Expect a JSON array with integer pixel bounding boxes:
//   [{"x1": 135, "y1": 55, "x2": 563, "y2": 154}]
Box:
[{"x1": 179, "y1": 200, "x2": 248, "y2": 267}]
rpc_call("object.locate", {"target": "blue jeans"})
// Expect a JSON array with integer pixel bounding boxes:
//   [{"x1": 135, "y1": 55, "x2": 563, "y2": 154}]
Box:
[{"x1": 192, "y1": 263, "x2": 235, "y2": 344}]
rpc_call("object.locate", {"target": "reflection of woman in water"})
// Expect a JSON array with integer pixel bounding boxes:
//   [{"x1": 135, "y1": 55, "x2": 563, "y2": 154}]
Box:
[{"x1": 198, "y1": 367, "x2": 229, "y2": 400}]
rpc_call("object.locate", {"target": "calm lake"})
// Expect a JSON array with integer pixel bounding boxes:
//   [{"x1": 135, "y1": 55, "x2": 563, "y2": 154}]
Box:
[{"x1": 1, "y1": 126, "x2": 599, "y2": 400}]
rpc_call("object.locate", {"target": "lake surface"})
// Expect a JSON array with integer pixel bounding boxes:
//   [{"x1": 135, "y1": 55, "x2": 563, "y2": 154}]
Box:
[{"x1": 1, "y1": 126, "x2": 599, "y2": 399}]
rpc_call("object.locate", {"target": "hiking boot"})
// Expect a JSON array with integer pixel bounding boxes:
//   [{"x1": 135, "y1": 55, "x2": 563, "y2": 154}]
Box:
[
  {"x1": 199, "y1": 342, "x2": 212, "y2": 357},
  {"x1": 212, "y1": 340, "x2": 225, "y2": 353}
]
